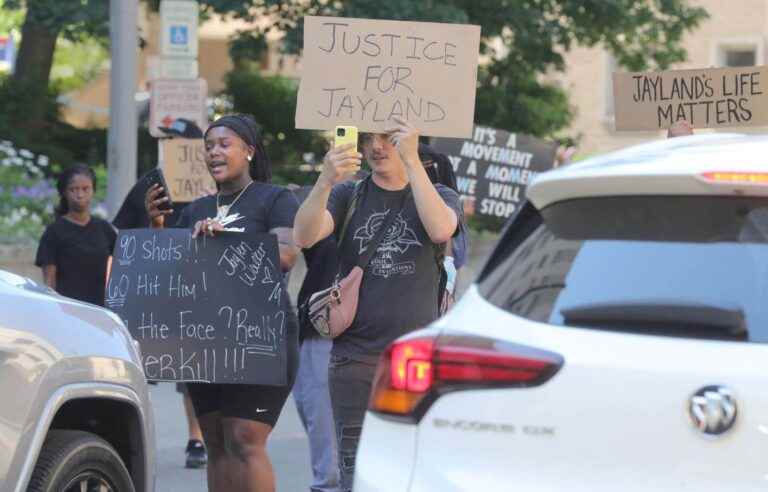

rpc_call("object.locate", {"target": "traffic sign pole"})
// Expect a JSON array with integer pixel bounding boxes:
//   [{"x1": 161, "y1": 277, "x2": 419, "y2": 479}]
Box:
[{"x1": 106, "y1": 0, "x2": 138, "y2": 220}]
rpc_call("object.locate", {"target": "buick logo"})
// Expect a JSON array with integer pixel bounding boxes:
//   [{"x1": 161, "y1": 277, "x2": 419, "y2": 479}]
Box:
[{"x1": 688, "y1": 385, "x2": 737, "y2": 436}]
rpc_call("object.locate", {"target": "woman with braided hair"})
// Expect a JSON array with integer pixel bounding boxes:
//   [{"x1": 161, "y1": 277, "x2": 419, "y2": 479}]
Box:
[{"x1": 146, "y1": 114, "x2": 300, "y2": 492}]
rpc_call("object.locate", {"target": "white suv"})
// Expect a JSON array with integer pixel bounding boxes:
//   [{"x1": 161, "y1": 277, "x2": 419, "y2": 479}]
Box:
[{"x1": 355, "y1": 133, "x2": 768, "y2": 491}]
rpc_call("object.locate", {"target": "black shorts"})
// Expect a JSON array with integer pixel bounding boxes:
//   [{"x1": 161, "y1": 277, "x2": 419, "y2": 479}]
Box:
[
  {"x1": 186, "y1": 382, "x2": 291, "y2": 427},
  {"x1": 186, "y1": 309, "x2": 299, "y2": 427}
]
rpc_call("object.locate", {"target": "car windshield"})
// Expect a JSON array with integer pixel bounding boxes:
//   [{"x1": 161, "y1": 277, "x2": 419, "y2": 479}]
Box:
[{"x1": 478, "y1": 196, "x2": 768, "y2": 342}]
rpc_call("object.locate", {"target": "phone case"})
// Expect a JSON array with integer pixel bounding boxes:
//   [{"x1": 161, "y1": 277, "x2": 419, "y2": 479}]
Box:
[
  {"x1": 144, "y1": 168, "x2": 173, "y2": 211},
  {"x1": 334, "y1": 126, "x2": 358, "y2": 153}
]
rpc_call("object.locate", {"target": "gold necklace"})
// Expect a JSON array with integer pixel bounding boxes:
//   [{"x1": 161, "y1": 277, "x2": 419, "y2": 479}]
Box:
[{"x1": 216, "y1": 181, "x2": 253, "y2": 220}]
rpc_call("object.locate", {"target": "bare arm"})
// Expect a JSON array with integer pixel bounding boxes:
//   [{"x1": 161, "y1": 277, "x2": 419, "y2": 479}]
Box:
[
  {"x1": 271, "y1": 227, "x2": 298, "y2": 272},
  {"x1": 42, "y1": 265, "x2": 56, "y2": 290},
  {"x1": 388, "y1": 118, "x2": 457, "y2": 244},
  {"x1": 293, "y1": 143, "x2": 362, "y2": 249},
  {"x1": 293, "y1": 179, "x2": 336, "y2": 249}
]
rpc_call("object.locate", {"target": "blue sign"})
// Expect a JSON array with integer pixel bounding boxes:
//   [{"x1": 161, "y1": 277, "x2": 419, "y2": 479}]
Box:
[{"x1": 170, "y1": 25, "x2": 188, "y2": 46}]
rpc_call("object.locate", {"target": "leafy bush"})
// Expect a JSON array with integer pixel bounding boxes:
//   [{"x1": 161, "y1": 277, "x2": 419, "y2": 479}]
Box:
[{"x1": 224, "y1": 69, "x2": 328, "y2": 185}]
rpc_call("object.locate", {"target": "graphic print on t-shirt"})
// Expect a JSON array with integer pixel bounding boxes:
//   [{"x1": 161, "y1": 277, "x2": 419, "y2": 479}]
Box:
[{"x1": 353, "y1": 209, "x2": 423, "y2": 278}]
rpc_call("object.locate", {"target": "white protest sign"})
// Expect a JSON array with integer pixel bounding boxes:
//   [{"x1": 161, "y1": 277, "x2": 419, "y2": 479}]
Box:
[
  {"x1": 159, "y1": 138, "x2": 216, "y2": 202},
  {"x1": 160, "y1": 0, "x2": 199, "y2": 58},
  {"x1": 296, "y1": 16, "x2": 481, "y2": 138},
  {"x1": 149, "y1": 78, "x2": 208, "y2": 137},
  {"x1": 613, "y1": 65, "x2": 768, "y2": 131}
]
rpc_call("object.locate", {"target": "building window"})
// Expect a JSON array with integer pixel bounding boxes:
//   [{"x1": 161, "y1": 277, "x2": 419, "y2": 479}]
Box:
[
  {"x1": 713, "y1": 38, "x2": 764, "y2": 68},
  {"x1": 724, "y1": 49, "x2": 756, "y2": 67}
]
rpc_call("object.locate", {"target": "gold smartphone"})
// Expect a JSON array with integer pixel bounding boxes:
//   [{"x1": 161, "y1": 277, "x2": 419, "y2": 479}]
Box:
[{"x1": 334, "y1": 125, "x2": 358, "y2": 152}]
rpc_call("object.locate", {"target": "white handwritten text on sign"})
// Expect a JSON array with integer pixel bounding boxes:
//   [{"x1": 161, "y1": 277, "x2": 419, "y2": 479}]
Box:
[{"x1": 296, "y1": 16, "x2": 481, "y2": 138}]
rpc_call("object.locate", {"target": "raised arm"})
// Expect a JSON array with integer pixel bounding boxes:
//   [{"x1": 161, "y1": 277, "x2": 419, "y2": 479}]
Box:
[
  {"x1": 386, "y1": 118, "x2": 457, "y2": 244},
  {"x1": 293, "y1": 143, "x2": 361, "y2": 249},
  {"x1": 271, "y1": 227, "x2": 299, "y2": 272}
]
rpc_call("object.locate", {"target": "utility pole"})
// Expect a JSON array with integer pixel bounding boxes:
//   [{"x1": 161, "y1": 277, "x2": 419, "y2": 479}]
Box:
[{"x1": 106, "y1": 0, "x2": 138, "y2": 219}]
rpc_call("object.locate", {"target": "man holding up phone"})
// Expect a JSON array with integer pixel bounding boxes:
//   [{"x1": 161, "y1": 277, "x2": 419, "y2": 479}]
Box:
[{"x1": 294, "y1": 117, "x2": 461, "y2": 491}]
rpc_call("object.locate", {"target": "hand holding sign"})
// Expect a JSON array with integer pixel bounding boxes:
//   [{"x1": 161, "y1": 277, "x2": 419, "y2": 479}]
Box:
[{"x1": 386, "y1": 116, "x2": 421, "y2": 167}]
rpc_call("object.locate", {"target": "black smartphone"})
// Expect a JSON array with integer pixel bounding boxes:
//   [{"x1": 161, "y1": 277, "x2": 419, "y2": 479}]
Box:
[{"x1": 144, "y1": 168, "x2": 173, "y2": 211}]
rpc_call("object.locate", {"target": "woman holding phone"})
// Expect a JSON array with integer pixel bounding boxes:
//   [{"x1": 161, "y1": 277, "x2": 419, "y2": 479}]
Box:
[{"x1": 146, "y1": 114, "x2": 299, "y2": 492}]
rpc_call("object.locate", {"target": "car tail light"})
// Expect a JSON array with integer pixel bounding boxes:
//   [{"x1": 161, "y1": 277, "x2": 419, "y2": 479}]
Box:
[
  {"x1": 700, "y1": 171, "x2": 768, "y2": 185},
  {"x1": 369, "y1": 333, "x2": 564, "y2": 422}
]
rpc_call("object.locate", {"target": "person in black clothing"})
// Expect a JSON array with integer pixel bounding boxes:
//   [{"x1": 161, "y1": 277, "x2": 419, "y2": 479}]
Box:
[
  {"x1": 36, "y1": 164, "x2": 116, "y2": 306},
  {"x1": 146, "y1": 114, "x2": 300, "y2": 492}
]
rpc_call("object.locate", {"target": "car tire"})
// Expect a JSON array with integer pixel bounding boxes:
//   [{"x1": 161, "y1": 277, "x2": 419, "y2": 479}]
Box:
[{"x1": 26, "y1": 429, "x2": 135, "y2": 492}]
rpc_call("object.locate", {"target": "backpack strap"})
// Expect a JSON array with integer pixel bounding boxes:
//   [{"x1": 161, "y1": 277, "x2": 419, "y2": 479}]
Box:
[{"x1": 337, "y1": 177, "x2": 367, "y2": 244}]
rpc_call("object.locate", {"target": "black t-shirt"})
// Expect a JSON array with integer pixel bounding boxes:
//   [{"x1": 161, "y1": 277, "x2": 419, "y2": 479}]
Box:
[
  {"x1": 327, "y1": 178, "x2": 462, "y2": 360},
  {"x1": 112, "y1": 170, "x2": 187, "y2": 229},
  {"x1": 175, "y1": 182, "x2": 297, "y2": 232},
  {"x1": 35, "y1": 217, "x2": 117, "y2": 306}
]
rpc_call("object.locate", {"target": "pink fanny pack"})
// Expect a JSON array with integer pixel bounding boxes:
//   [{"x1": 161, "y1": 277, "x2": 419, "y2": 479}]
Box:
[{"x1": 306, "y1": 180, "x2": 409, "y2": 338}]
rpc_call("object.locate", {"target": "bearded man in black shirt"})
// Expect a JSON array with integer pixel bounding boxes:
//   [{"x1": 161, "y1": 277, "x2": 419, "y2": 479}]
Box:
[{"x1": 294, "y1": 117, "x2": 461, "y2": 491}]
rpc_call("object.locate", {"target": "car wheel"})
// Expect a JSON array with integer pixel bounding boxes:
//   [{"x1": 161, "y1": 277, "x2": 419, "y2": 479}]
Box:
[{"x1": 26, "y1": 430, "x2": 134, "y2": 492}]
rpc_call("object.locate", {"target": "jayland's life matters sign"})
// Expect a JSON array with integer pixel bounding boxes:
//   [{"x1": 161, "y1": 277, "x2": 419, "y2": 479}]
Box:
[
  {"x1": 431, "y1": 126, "x2": 558, "y2": 219},
  {"x1": 613, "y1": 65, "x2": 768, "y2": 131},
  {"x1": 296, "y1": 16, "x2": 481, "y2": 138},
  {"x1": 106, "y1": 229, "x2": 288, "y2": 385}
]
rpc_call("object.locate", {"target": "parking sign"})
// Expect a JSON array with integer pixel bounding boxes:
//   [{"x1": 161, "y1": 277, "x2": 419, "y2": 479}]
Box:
[{"x1": 160, "y1": 0, "x2": 198, "y2": 58}]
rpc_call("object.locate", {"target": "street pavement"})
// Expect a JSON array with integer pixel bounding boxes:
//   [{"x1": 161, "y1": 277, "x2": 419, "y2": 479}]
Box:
[{"x1": 151, "y1": 382, "x2": 312, "y2": 491}]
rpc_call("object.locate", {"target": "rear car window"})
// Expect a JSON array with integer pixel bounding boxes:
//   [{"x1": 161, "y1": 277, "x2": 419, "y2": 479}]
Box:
[{"x1": 478, "y1": 196, "x2": 768, "y2": 342}]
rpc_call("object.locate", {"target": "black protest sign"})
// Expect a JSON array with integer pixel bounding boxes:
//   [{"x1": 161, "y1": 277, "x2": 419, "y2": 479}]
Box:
[
  {"x1": 431, "y1": 126, "x2": 558, "y2": 219},
  {"x1": 106, "y1": 229, "x2": 288, "y2": 385}
]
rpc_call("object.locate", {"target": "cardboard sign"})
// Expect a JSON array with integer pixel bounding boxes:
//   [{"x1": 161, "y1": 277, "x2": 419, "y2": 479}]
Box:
[
  {"x1": 149, "y1": 79, "x2": 208, "y2": 137},
  {"x1": 296, "y1": 16, "x2": 481, "y2": 138},
  {"x1": 106, "y1": 229, "x2": 289, "y2": 385},
  {"x1": 613, "y1": 65, "x2": 768, "y2": 131},
  {"x1": 160, "y1": 138, "x2": 216, "y2": 202},
  {"x1": 431, "y1": 126, "x2": 557, "y2": 219}
]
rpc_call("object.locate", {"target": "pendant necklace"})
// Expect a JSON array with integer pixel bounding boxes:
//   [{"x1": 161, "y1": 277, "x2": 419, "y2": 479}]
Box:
[{"x1": 216, "y1": 181, "x2": 253, "y2": 221}]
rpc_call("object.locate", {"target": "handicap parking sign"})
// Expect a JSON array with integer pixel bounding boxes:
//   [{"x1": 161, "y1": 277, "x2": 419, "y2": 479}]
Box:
[{"x1": 170, "y1": 25, "x2": 188, "y2": 45}]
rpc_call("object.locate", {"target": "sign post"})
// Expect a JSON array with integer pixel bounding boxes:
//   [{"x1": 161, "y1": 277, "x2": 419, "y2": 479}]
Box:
[
  {"x1": 149, "y1": 78, "x2": 208, "y2": 137},
  {"x1": 160, "y1": 0, "x2": 199, "y2": 59},
  {"x1": 296, "y1": 16, "x2": 481, "y2": 138}
]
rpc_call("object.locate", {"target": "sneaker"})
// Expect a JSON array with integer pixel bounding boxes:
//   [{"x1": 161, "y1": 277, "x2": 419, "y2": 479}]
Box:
[{"x1": 185, "y1": 439, "x2": 207, "y2": 469}]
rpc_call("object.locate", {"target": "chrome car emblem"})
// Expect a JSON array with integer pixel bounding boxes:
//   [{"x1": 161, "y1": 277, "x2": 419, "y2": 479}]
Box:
[{"x1": 688, "y1": 385, "x2": 737, "y2": 436}]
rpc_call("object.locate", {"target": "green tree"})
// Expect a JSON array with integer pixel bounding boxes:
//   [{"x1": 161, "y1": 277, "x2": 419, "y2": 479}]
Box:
[
  {"x1": 3, "y1": 0, "x2": 109, "y2": 133},
  {"x1": 224, "y1": 69, "x2": 328, "y2": 183},
  {"x1": 273, "y1": 0, "x2": 708, "y2": 137}
]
